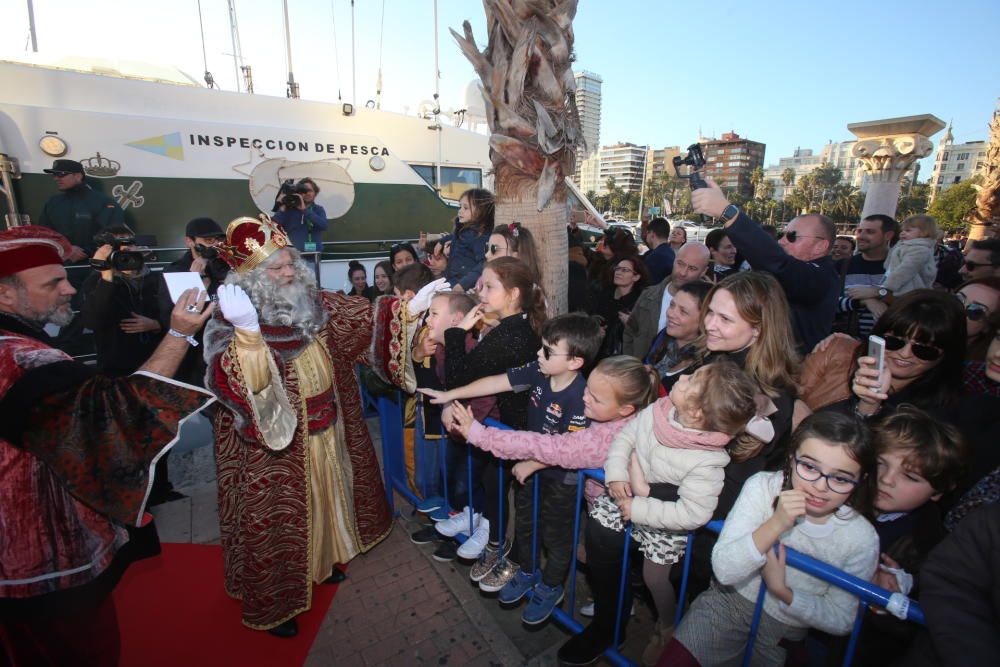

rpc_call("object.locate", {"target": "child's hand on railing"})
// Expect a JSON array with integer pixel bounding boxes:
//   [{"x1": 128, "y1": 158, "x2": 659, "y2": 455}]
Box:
[
  {"x1": 512, "y1": 460, "x2": 545, "y2": 484},
  {"x1": 616, "y1": 496, "x2": 633, "y2": 522},
  {"x1": 762, "y1": 543, "x2": 793, "y2": 604}
]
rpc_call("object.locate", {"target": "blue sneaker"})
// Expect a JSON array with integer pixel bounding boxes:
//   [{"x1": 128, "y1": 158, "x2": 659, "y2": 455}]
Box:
[
  {"x1": 417, "y1": 495, "x2": 445, "y2": 513},
  {"x1": 522, "y1": 582, "x2": 564, "y2": 625},
  {"x1": 497, "y1": 568, "x2": 539, "y2": 604}
]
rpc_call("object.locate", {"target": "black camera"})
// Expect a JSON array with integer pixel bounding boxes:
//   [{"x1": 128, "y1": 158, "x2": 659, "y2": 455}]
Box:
[
  {"x1": 90, "y1": 232, "x2": 145, "y2": 272},
  {"x1": 279, "y1": 179, "x2": 306, "y2": 208},
  {"x1": 194, "y1": 243, "x2": 220, "y2": 259},
  {"x1": 672, "y1": 143, "x2": 708, "y2": 190}
]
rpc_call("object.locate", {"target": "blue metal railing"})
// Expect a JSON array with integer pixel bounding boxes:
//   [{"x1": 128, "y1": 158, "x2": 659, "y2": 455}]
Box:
[{"x1": 374, "y1": 390, "x2": 924, "y2": 666}]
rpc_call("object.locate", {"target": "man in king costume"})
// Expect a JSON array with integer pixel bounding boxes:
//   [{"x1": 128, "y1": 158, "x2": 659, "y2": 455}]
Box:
[
  {"x1": 0, "y1": 226, "x2": 215, "y2": 665},
  {"x1": 205, "y1": 215, "x2": 394, "y2": 637}
]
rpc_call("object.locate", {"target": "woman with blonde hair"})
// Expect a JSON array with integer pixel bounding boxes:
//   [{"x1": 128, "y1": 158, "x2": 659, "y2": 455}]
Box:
[{"x1": 661, "y1": 271, "x2": 801, "y2": 603}]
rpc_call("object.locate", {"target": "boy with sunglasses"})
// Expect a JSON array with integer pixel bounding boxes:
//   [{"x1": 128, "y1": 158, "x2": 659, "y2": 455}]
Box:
[{"x1": 420, "y1": 313, "x2": 601, "y2": 622}]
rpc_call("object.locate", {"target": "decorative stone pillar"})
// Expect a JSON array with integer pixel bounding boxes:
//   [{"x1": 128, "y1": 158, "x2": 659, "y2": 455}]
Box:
[{"x1": 848, "y1": 115, "x2": 945, "y2": 220}]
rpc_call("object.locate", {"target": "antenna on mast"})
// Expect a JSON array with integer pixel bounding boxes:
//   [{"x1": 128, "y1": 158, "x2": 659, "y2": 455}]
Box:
[
  {"x1": 281, "y1": 0, "x2": 299, "y2": 98},
  {"x1": 196, "y1": 0, "x2": 216, "y2": 89},
  {"x1": 226, "y1": 0, "x2": 248, "y2": 93}
]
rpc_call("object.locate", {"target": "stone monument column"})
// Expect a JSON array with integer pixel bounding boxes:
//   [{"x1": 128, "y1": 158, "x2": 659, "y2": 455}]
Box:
[{"x1": 848, "y1": 115, "x2": 945, "y2": 220}]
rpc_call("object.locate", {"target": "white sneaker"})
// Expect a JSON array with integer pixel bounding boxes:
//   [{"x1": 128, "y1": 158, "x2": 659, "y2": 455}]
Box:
[
  {"x1": 579, "y1": 600, "x2": 635, "y2": 618},
  {"x1": 435, "y1": 507, "x2": 480, "y2": 537},
  {"x1": 456, "y1": 518, "x2": 491, "y2": 559}
]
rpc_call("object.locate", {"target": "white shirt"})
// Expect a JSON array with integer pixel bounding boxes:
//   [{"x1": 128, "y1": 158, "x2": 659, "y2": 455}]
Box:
[{"x1": 657, "y1": 288, "x2": 674, "y2": 333}]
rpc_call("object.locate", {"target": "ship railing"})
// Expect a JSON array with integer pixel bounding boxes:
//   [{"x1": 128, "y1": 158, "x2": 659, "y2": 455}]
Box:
[{"x1": 367, "y1": 388, "x2": 926, "y2": 667}]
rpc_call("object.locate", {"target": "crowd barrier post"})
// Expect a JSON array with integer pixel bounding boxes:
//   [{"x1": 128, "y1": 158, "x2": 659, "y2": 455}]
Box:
[
  {"x1": 843, "y1": 602, "x2": 867, "y2": 667},
  {"x1": 742, "y1": 579, "x2": 769, "y2": 667}
]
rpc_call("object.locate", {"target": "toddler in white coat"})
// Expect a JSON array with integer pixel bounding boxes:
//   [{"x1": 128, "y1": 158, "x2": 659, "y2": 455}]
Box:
[{"x1": 596, "y1": 360, "x2": 761, "y2": 664}]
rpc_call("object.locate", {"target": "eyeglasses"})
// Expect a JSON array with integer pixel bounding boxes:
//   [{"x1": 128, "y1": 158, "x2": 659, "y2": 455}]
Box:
[
  {"x1": 488, "y1": 244, "x2": 508, "y2": 255},
  {"x1": 883, "y1": 333, "x2": 943, "y2": 361},
  {"x1": 794, "y1": 457, "x2": 859, "y2": 494},
  {"x1": 614, "y1": 266, "x2": 635, "y2": 274},
  {"x1": 50, "y1": 172, "x2": 71, "y2": 177},
  {"x1": 964, "y1": 260, "x2": 995, "y2": 271},
  {"x1": 541, "y1": 344, "x2": 574, "y2": 360},
  {"x1": 783, "y1": 230, "x2": 824, "y2": 243}
]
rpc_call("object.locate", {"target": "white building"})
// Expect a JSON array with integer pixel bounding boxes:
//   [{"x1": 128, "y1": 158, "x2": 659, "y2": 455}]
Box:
[
  {"x1": 929, "y1": 123, "x2": 986, "y2": 201},
  {"x1": 597, "y1": 142, "x2": 647, "y2": 194},
  {"x1": 764, "y1": 141, "x2": 871, "y2": 200},
  {"x1": 572, "y1": 70, "x2": 602, "y2": 190}
]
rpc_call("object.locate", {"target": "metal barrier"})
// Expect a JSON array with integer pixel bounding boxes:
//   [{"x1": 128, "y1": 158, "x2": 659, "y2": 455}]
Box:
[{"x1": 373, "y1": 391, "x2": 924, "y2": 667}]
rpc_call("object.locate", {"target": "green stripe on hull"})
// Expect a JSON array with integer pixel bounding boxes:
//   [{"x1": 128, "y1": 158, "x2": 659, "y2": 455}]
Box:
[{"x1": 8, "y1": 175, "x2": 456, "y2": 248}]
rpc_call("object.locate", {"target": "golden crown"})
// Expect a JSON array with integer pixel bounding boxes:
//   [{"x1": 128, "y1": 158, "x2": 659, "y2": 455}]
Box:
[
  {"x1": 81, "y1": 152, "x2": 121, "y2": 178},
  {"x1": 218, "y1": 214, "x2": 290, "y2": 274}
]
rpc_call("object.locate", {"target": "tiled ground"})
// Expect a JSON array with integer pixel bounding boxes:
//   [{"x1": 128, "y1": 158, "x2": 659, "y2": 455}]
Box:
[{"x1": 151, "y1": 416, "x2": 654, "y2": 666}]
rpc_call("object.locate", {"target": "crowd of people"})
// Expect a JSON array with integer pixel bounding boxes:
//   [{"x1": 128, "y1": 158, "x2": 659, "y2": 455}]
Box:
[
  {"x1": 399, "y1": 181, "x2": 999, "y2": 666},
  {"x1": 2, "y1": 163, "x2": 999, "y2": 667}
]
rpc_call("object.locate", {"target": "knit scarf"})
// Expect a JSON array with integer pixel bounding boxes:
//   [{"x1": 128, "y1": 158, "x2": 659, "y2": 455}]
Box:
[{"x1": 651, "y1": 396, "x2": 731, "y2": 451}]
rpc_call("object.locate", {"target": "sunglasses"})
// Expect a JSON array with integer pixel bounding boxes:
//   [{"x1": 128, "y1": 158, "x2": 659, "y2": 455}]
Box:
[
  {"x1": 883, "y1": 334, "x2": 943, "y2": 361},
  {"x1": 488, "y1": 243, "x2": 508, "y2": 255},
  {"x1": 964, "y1": 260, "x2": 994, "y2": 271},
  {"x1": 783, "y1": 230, "x2": 823, "y2": 243},
  {"x1": 965, "y1": 303, "x2": 989, "y2": 322},
  {"x1": 541, "y1": 344, "x2": 574, "y2": 360}
]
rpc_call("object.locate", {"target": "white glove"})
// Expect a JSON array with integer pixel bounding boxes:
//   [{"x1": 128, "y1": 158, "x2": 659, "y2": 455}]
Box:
[
  {"x1": 217, "y1": 284, "x2": 260, "y2": 332},
  {"x1": 407, "y1": 277, "x2": 451, "y2": 316}
]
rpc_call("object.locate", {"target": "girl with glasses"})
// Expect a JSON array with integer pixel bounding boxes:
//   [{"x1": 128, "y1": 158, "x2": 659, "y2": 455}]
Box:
[{"x1": 664, "y1": 412, "x2": 879, "y2": 667}]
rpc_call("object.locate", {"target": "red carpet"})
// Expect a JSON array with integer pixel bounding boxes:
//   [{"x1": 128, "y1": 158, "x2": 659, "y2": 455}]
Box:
[{"x1": 112, "y1": 543, "x2": 339, "y2": 667}]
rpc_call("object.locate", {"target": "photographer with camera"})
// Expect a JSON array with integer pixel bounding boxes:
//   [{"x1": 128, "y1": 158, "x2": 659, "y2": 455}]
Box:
[
  {"x1": 157, "y1": 217, "x2": 230, "y2": 386},
  {"x1": 272, "y1": 177, "x2": 328, "y2": 252},
  {"x1": 80, "y1": 225, "x2": 163, "y2": 377}
]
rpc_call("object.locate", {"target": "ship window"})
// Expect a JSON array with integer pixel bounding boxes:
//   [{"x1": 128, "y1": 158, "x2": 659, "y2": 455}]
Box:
[{"x1": 409, "y1": 164, "x2": 483, "y2": 201}]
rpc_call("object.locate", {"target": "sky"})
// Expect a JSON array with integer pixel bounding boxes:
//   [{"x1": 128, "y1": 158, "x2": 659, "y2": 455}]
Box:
[{"x1": 3, "y1": 0, "x2": 998, "y2": 176}]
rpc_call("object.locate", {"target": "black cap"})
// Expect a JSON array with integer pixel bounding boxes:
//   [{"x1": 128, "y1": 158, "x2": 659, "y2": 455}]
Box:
[
  {"x1": 43, "y1": 159, "x2": 84, "y2": 175},
  {"x1": 185, "y1": 217, "x2": 225, "y2": 239}
]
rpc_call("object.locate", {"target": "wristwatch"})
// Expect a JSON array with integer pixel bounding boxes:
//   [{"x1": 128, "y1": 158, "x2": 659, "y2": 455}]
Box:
[
  {"x1": 877, "y1": 288, "x2": 888, "y2": 299},
  {"x1": 720, "y1": 204, "x2": 739, "y2": 222}
]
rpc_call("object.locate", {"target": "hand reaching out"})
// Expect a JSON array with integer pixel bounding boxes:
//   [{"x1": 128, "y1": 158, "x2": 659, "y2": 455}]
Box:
[
  {"x1": 418, "y1": 387, "x2": 452, "y2": 405},
  {"x1": 447, "y1": 401, "x2": 476, "y2": 440}
]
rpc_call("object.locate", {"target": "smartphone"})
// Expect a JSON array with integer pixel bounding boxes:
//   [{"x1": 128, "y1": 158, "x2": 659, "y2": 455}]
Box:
[{"x1": 868, "y1": 335, "x2": 886, "y2": 375}]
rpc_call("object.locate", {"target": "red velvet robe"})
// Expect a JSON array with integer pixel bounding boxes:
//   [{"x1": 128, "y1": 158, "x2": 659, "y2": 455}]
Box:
[{"x1": 204, "y1": 291, "x2": 393, "y2": 630}]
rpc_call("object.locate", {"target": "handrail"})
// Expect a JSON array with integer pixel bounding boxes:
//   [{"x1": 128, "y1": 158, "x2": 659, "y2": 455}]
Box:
[
  {"x1": 375, "y1": 399, "x2": 926, "y2": 666},
  {"x1": 702, "y1": 520, "x2": 925, "y2": 626}
]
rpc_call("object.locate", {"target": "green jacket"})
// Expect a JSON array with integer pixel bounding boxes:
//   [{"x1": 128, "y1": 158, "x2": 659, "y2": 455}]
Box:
[{"x1": 38, "y1": 184, "x2": 124, "y2": 256}]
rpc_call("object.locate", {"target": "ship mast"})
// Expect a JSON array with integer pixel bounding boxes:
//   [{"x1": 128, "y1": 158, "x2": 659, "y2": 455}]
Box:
[
  {"x1": 282, "y1": 0, "x2": 299, "y2": 98},
  {"x1": 227, "y1": 0, "x2": 247, "y2": 93}
]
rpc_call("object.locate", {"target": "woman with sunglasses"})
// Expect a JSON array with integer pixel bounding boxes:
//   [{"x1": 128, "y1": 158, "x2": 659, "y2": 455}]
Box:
[
  {"x1": 955, "y1": 276, "x2": 1000, "y2": 361},
  {"x1": 800, "y1": 290, "x2": 966, "y2": 419}
]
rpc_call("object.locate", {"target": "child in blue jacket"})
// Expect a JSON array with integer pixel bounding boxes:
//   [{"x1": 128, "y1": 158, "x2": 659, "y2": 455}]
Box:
[{"x1": 445, "y1": 188, "x2": 494, "y2": 291}]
